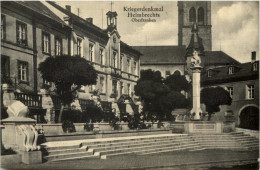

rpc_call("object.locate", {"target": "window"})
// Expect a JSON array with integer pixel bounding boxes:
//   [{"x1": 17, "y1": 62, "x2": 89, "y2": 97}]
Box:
[
  {"x1": 127, "y1": 58, "x2": 130, "y2": 73},
  {"x1": 42, "y1": 32, "x2": 50, "y2": 53},
  {"x1": 1, "y1": 55, "x2": 10, "y2": 77},
  {"x1": 55, "y1": 37, "x2": 62, "y2": 56},
  {"x1": 112, "y1": 51, "x2": 117, "y2": 68},
  {"x1": 253, "y1": 62, "x2": 258, "y2": 71},
  {"x1": 207, "y1": 69, "x2": 212, "y2": 77},
  {"x1": 100, "y1": 77, "x2": 105, "y2": 93},
  {"x1": 133, "y1": 61, "x2": 137, "y2": 75},
  {"x1": 198, "y1": 7, "x2": 204, "y2": 24},
  {"x1": 247, "y1": 85, "x2": 254, "y2": 99},
  {"x1": 127, "y1": 83, "x2": 131, "y2": 95},
  {"x1": 99, "y1": 48, "x2": 104, "y2": 65},
  {"x1": 77, "y1": 38, "x2": 82, "y2": 57},
  {"x1": 18, "y1": 61, "x2": 28, "y2": 82},
  {"x1": 120, "y1": 55, "x2": 123, "y2": 70},
  {"x1": 1, "y1": 15, "x2": 6, "y2": 39},
  {"x1": 89, "y1": 44, "x2": 94, "y2": 61},
  {"x1": 112, "y1": 80, "x2": 117, "y2": 95},
  {"x1": 189, "y1": 7, "x2": 196, "y2": 22},
  {"x1": 120, "y1": 82, "x2": 123, "y2": 95},
  {"x1": 228, "y1": 66, "x2": 234, "y2": 74},
  {"x1": 16, "y1": 21, "x2": 27, "y2": 45},
  {"x1": 166, "y1": 71, "x2": 171, "y2": 77},
  {"x1": 226, "y1": 87, "x2": 233, "y2": 98}
]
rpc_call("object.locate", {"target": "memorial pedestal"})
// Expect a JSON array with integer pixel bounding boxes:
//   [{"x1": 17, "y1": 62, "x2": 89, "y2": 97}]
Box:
[
  {"x1": 2, "y1": 101, "x2": 42, "y2": 164},
  {"x1": 190, "y1": 66, "x2": 203, "y2": 120}
]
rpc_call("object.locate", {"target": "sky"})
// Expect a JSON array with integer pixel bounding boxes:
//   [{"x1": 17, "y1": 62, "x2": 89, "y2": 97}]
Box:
[{"x1": 56, "y1": 1, "x2": 259, "y2": 63}]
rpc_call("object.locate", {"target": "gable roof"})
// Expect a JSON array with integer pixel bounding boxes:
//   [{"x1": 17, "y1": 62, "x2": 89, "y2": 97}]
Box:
[
  {"x1": 203, "y1": 51, "x2": 240, "y2": 66},
  {"x1": 133, "y1": 46, "x2": 186, "y2": 65},
  {"x1": 202, "y1": 61, "x2": 259, "y2": 85},
  {"x1": 10, "y1": 1, "x2": 67, "y2": 26},
  {"x1": 48, "y1": 1, "x2": 109, "y2": 41},
  {"x1": 121, "y1": 42, "x2": 142, "y2": 56},
  {"x1": 47, "y1": 1, "x2": 139, "y2": 56}
]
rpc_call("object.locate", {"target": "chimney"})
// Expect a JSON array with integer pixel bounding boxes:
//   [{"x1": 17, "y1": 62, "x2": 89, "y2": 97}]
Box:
[
  {"x1": 86, "y1": 18, "x2": 93, "y2": 24},
  {"x1": 251, "y1": 51, "x2": 256, "y2": 62},
  {"x1": 65, "y1": 5, "x2": 71, "y2": 12}
]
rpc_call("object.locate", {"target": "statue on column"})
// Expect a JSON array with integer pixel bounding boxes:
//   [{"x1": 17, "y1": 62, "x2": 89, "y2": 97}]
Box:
[{"x1": 191, "y1": 50, "x2": 201, "y2": 67}]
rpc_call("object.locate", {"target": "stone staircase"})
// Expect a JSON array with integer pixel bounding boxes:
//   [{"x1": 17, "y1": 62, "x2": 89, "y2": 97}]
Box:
[
  {"x1": 41, "y1": 134, "x2": 203, "y2": 161},
  {"x1": 41, "y1": 132, "x2": 259, "y2": 162},
  {"x1": 189, "y1": 132, "x2": 259, "y2": 151}
]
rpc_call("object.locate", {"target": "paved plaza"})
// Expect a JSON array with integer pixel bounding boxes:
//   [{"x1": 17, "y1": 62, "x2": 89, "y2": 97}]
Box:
[{"x1": 2, "y1": 149, "x2": 258, "y2": 169}]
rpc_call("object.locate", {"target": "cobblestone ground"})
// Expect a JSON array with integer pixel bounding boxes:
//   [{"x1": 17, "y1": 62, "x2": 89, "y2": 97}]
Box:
[{"x1": 2, "y1": 150, "x2": 259, "y2": 169}]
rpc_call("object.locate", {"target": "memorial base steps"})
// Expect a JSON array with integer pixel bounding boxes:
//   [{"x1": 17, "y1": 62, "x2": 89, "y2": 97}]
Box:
[
  {"x1": 189, "y1": 133, "x2": 259, "y2": 151},
  {"x1": 41, "y1": 132, "x2": 258, "y2": 162}
]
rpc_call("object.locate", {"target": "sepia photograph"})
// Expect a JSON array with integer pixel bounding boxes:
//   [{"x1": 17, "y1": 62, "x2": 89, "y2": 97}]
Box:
[{"x1": 0, "y1": 1, "x2": 259, "y2": 169}]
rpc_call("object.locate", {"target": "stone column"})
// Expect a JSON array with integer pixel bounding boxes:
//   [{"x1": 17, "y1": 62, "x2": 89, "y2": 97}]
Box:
[{"x1": 190, "y1": 66, "x2": 203, "y2": 120}]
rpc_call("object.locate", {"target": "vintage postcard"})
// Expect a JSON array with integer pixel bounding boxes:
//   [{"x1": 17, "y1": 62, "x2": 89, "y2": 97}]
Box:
[{"x1": 0, "y1": 1, "x2": 259, "y2": 169}]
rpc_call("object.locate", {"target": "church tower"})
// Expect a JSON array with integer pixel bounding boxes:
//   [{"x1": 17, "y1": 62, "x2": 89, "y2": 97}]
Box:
[{"x1": 178, "y1": 1, "x2": 212, "y2": 51}]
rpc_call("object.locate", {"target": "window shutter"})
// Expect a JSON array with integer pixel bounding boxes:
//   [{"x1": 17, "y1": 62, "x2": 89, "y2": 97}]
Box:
[
  {"x1": 24, "y1": 24, "x2": 27, "y2": 45},
  {"x1": 42, "y1": 32, "x2": 44, "y2": 52},
  {"x1": 49, "y1": 34, "x2": 51, "y2": 54},
  {"x1": 3, "y1": 16, "x2": 6, "y2": 39},
  {"x1": 16, "y1": 21, "x2": 19, "y2": 43}
]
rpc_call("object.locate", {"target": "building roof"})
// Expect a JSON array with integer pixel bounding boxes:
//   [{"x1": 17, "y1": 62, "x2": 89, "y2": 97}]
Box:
[
  {"x1": 48, "y1": 1, "x2": 109, "y2": 41},
  {"x1": 12, "y1": 1, "x2": 67, "y2": 26},
  {"x1": 133, "y1": 46, "x2": 187, "y2": 65},
  {"x1": 203, "y1": 51, "x2": 240, "y2": 66},
  {"x1": 48, "y1": 2, "x2": 140, "y2": 55},
  {"x1": 121, "y1": 42, "x2": 142, "y2": 56},
  {"x1": 202, "y1": 61, "x2": 259, "y2": 85}
]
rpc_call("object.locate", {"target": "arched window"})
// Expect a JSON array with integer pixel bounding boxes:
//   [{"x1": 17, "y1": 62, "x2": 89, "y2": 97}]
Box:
[
  {"x1": 189, "y1": 7, "x2": 196, "y2": 22},
  {"x1": 173, "y1": 70, "x2": 181, "y2": 75},
  {"x1": 198, "y1": 7, "x2": 204, "y2": 24}
]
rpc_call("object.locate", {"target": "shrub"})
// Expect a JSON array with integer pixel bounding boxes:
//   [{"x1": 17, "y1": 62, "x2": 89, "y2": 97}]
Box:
[
  {"x1": 127, "y1": 114, "x2": 146, "y2": 130},
  {"x1": 109, "y1": 116, "x2": 120, "y2": 130},
  {"x1": 147, "y1": 124, "x2": 152, "y2": 129},
  {"x1": 1, "y1": 144, "x2": 16, "y2": 155},
  {"x1": 85, "y1": 103, "x2": 103, "y2": 123},
  {"x1": 62, "y1": 109, "x2": 82, "y2": 123},
  {"x1": 62, "y1": 120, "x2": 76, "y2": 133},
  {"x1": 84, "y1": 123, "x2": 94, "y2": 132},
  {"x1": 157, "y1": 121, "x2": 164, "y2": 128}
]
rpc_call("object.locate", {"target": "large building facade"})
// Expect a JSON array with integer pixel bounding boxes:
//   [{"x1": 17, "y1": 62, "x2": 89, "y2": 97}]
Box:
[
  {"x1": 1, "y1": 1, "x2": 70, "y2": 94},
  {"x1": 1, "y1": 1, "x2": 141, "y2": 102}
]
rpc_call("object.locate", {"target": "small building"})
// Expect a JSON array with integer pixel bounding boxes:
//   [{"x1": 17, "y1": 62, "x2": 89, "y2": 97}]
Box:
[{"x1": 201, "y1": 52, "x2": 259, "y2": 129}]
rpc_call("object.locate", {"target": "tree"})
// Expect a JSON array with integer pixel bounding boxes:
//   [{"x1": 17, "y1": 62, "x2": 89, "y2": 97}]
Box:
[
  {"x1": 201, "y1": 86, "x2": 232, "y2": 121},
  {"x1": 134, "y1": 70, "x2": 189, "y2": 121},
  {"x1": 134, "y1": 70, "x2": 169, "y2": 121},
  {"x1": 38, "y1": 55, "x2": 98, "y2": 123},
  {"x1": 164, "y1": 74, "x2": 191, "y2": 92}
]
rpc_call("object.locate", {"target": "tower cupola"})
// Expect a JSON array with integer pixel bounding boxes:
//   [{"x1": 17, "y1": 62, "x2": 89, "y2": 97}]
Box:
[{"x1": 106, "y1": 11, "x2": 117, "y2": 30}]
